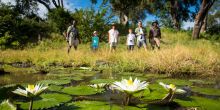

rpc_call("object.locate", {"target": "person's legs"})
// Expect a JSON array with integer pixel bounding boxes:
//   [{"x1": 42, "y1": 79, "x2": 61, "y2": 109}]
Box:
[
  {"x1": 137, "y1": 41, "x2": 142, "y2": 49},
  {"x1": 141, "y1": 41, "x2": 147, "y2": 51},
  {"x1": 67, "y1": 46, "x2": 71, "y2": 54},
  {"x1": 73, "y1": 39, "x2": 79, "y2": 50},
  {"x1": 131, "y1": 45, "x2": 134, "y2": 51},
  {"x1": 150, "y1": 38, "x2": 155, "y2": 50},
  {"x1": 154, "y1": 38, "x2": 160, "y2": 49}
]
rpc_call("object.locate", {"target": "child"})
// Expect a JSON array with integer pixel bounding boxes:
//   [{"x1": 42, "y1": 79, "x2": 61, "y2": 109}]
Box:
[
  {"x1": 126, "y1": 29, "x2": 136, "y2": 51},
  {"x1": 92, "y1": 31, "x2": 99, "y2": 51}
]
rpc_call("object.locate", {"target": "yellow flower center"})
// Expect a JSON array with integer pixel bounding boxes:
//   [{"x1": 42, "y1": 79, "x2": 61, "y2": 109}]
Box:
[
  {"x1": 169, "y1": 84, "x2": 176, "y2": 90},
  {"x1": 127, "y1": 79, "x2": 133, "y2": 86},
  {"x1": 28, "y1": 85, "x2": 35, "y2": 92}
]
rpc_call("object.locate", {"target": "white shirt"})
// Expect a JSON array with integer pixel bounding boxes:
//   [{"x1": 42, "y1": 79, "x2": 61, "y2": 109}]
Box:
[
  {"x1": 127, "y1": 33, "x2": 135, "y2": 45},
  {"x1": 137, "y1": 28, "x2": 144, "y2": 41},
  {"x1": 108, "y1": 29, "x2": 119, "y2": 43}
]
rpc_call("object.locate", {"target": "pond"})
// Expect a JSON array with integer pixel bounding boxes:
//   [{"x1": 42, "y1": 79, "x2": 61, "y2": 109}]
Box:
[{"x1": 0, "y1": 65, "x2": 220, "y2": 110}]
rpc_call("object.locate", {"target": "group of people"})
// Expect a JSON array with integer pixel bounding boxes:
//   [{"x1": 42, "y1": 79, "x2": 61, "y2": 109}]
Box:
[{"x1": 65, "y1": 20, "x2": 161, "y2": 54}]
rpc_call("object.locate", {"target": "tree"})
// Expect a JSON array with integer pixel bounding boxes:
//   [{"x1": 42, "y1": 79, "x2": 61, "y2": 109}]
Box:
[
  {"x1": 192, "y1": 0, "x2": 216, "y2": 39},
  {"x1": 152, "y1": 0, "x2": 198, "y2": 30},
  {"x1": 93, "y1": 0, "x2": 150, "y2": 25}
]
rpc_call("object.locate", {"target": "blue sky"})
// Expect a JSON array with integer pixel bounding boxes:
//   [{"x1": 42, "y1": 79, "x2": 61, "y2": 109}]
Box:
[{"x1": 1, "y1": 0, "x2": 194, "y2": 29}]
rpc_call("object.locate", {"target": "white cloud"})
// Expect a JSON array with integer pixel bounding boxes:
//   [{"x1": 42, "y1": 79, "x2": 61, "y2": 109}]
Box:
[
  {"x1": 1, "y1": 0, "x2": 16, "y2": 5},
  {"x1": 183, "y1": 21, "x2": 194, "y2": 30}
]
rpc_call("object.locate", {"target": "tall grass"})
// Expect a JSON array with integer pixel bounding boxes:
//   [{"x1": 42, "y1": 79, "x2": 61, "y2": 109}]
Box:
[{"x1": 0, "y1": 30, "x2": 219, "y2": 77}]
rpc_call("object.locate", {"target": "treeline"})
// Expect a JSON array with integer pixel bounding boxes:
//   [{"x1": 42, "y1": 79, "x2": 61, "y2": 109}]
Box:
[{"x1": 0, "y1": 0, "x2": 219, "y2": 49}]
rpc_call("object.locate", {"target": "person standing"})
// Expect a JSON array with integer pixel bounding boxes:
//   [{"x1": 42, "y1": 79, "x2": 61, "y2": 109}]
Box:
[
  {"x1": 126, "y1": 29, "x2": 136, "y2": 51},
  {"x1": 149, "y1": 21, "x2": 161, "y2": 50},
  {"x1": 91, "y1": 31, "x2": 99, "y2": 52},
  {"x1": 108, "y1": 23, "x2": 119, "y2": 52},
  {"x1": 66, "y1": 20, "x2": 80, "y2": 54},
  {"x1": 135, "y1": 21, "x2": 147, "y2": 51}
]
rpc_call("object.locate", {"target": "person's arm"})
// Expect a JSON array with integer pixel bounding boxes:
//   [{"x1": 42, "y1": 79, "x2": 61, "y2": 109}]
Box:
[
  {"x1": 135, "y1": 28, "x2": 139, "y2": 36},
  {"x1": 67, "y1": 26, "x2": 71, "y2": 38},
  {"x1": 158, "y1": 28, "x2": 161, "y2": 39},
  {"x1": 117, "y1": 31, "x2": 119, "y2": 44},
  {"x1": 149, "y1": 29, "x2": 152, "y2": 39}
]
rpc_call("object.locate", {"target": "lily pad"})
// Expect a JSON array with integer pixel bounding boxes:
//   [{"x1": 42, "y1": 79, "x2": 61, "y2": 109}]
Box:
[
  {"x1": 60, "y1": 76, "x2": 83, "y2": 81},
  {"x1": 37, "y1": 79, "x2": 71, "y2": 85},
  {"x1": 0, "y1": 100, "x2": 16, "y2": 110},
  {"x1": 174, "y1": 96, "x2": 220, "y2": 110},
  {"x1": 48, "y1": 85, "x2": 62, "y2": 92},
  {"x1": 191, "y1": 86, "x2": 220, "y2": 96},
  {"x1": 18, "y1": 93, "x2": 71, "y2": 110},
  {"x1": 189, "y1": 79, "x2": 215, "y2": 85},
  {"x1": 90, "y1": 79, "x2": 116, "y2": 84},
  {"x1": 156, "y1": 79, "x2": 192, "y2": 86},
  {"x1": 62, "y1": 85, "x2": 103, "y2": 95},
  {"x1": 64, "y1": 101, "x2": 121, "y2": 110}
]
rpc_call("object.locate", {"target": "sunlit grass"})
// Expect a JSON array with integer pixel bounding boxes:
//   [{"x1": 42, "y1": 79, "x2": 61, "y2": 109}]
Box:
[{"x1": 0, "y1": 30, "x2": 220, "y2": 77}]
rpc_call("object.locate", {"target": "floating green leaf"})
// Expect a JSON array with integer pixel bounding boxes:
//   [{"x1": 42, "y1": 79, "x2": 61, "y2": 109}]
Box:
[
  {"x1": 175, "y1": 96, "x2": 220, "y2": 110},
  {"x1": 65, "y1": 101, "x2": 121, "y2": 110},
  {"x1": 191, "y1": 87, "x2": 220, "y2": 96},
  {"x1": 62, "y1": 85, "x2": 103, "y2": 95},
  {"x1": 48, "y1": 85, "x2": 62, "y2": 92},
  {"x1": 0, "y1": 100, "x2": 16, "y2": 110},
  {"x1": 90, "y1": 79, "x2": 115, "y2": 84},
  {"x1": 18, "y1": 93, "x2": 71, "y2": 110},
  {"x1": 37, "y1": 79, "x2": 71, "y2": 85}
]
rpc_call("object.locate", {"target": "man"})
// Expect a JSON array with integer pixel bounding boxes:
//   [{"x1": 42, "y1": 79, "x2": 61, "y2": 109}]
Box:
[
  {"x1": 149, "y1": 21, "x2": 161, "y2": 50},
  {"x1": 66, "y1": 20, "x2": 80, "y2": 54},
  {"x1": 108, "y1": 23, "x2": 119, "y2": 52},
  {"x1": 135, "y1": 21, "x2": 147, "y2": 51}
]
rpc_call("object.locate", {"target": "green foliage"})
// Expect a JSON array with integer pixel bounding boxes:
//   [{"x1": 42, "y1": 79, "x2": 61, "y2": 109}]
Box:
[
  {"x1": 18, "y1": 93, "x2": 71, "y2": 109},
  {"x1": 62, "y1": 85, "x2": 103, "y2": 95},
  {"x1": 72, "y1": 8, "x2": 114, "y2": 43},
  {"x1": 0, "y1": 3, "x2": 51, "y2": 48},
  {"x1": 48, "y1": 8, "x2": 72, "y2": 33},
  {"x1": 0, "y1": 100, "x2": 16, "y2": 110}
]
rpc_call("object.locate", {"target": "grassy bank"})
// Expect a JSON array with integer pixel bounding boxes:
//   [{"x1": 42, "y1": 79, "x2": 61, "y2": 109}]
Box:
[{"x1": 0, "y1": 30, "x2": 220, "y2": 77}]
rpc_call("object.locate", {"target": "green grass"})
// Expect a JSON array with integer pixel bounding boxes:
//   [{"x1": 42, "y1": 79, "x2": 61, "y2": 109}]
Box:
[{"x1": 0, "y1": 29, "x2": 220, "y2": 77}]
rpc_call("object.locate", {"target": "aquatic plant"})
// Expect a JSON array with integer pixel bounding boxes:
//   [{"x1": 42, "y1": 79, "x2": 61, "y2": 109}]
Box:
[
  {"x1": 111, "y1": 77, "x2": 149, "y2": 105},
  {"x1": 0, "y1": 100, "x2": 16, "y2": 110},
  {"x1": 12, "y1": 84, "x2": 48, "y2": 110},
  {"x1": 159, "y1": 82, "x2": 186, "y2": 103}
]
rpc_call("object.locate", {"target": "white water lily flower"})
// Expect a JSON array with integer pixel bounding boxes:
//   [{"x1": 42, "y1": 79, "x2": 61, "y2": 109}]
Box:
[
  {"x1": 159, "y1": 82, "x2": 186, "y2": 94},
  {"x1": 12, "y1": 84, "x2": 48, "y2": 97},
  {"x1": 89, "y1": 83, "x2": 106, "y2": 89},
  {"x1": 112, "y1": 77, "x2": 149, "y2": 94}
]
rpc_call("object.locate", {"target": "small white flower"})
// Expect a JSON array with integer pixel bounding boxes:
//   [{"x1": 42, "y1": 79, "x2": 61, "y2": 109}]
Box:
[
  {"x1": 12, "y1": 84, "x2": 48, "y2": 97},
  {"x1": 112, "y1": 77, "x2": 149, "y2": 94},
  {"x1": 159, "y1": 82, "x2": 186, "y2": 94}
]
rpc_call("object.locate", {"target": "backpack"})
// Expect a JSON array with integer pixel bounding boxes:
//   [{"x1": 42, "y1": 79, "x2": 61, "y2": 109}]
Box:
[{"x1": 68, "y1": 25, "x2": 79, "y2": 40}]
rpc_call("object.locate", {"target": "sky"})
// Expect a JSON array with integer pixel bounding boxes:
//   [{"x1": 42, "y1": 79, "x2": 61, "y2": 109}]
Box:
[{"x1": 1, "y1": 0, "x2": 194, "y2": 29}]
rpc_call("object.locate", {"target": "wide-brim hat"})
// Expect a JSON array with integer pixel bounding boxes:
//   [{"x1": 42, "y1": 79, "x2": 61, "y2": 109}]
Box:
[{"x1": 152, "y1": 20, "x2": 159, "y2": 25}]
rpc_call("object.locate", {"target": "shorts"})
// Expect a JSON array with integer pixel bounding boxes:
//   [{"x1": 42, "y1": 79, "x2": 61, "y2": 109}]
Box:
[
  {"x1": 69, "y1": 37, "x2": 79, "y2": 47},
  {"x1": 149, "y1": 38, "x2": 160, "y2": 46},
  {"x1": 110, "y1": 42, "x2": 117, "y2": 47},
  {"x1": 127, "y1": 45, "x2": 134, "y2": 50},
  {"x1": 137, "y1": 40, "x2": 146, "y2": 48}
]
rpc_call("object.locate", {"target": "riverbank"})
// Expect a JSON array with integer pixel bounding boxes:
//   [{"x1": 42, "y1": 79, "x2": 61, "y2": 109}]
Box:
[{"x1": 0, "y1": 30, "x2": 220, "y2": 78}]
